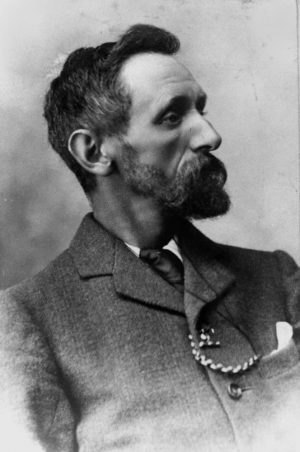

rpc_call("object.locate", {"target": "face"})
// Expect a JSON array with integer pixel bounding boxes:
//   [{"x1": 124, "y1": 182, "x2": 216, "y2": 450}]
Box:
[{"x1": 114, "y1": 52, "x2": 230, "y2": 219}]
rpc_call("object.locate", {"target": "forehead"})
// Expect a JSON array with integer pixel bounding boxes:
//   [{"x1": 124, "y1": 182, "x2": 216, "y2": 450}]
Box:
[{"x1": 119, "y1": 53, "x2": 205, "y2": 114}]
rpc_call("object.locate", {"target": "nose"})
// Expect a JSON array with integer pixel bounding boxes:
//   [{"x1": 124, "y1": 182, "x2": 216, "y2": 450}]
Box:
[{"x1": 188, "y1": 114, "x2": 222, "y2": 152}]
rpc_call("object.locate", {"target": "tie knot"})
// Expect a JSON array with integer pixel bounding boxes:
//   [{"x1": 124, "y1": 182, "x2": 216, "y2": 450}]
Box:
[{"x1": 140, "y1": 248, "x2": 184, "y2": 292}]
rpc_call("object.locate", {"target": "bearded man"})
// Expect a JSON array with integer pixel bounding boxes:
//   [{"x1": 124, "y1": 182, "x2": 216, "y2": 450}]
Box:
[{"x1": 0, "y1": 24, "x2": 299, "y2": 452}]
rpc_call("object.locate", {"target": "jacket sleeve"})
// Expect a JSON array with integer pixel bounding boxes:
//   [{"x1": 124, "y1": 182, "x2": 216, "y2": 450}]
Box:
[{"x1": 0, "y1": 288, "x2": 77, "y2": 452}]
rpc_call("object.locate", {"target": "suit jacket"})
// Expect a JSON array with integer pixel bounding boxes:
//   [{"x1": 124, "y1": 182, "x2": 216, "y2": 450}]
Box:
[{"x1": 0, "y1": 213, "x2": 300, "y2": 452}]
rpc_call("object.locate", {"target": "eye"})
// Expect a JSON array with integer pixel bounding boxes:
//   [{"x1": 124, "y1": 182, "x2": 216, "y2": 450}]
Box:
[
  {"x1": 196, "y1": 103, "x2": 208, "y2": 116},
  {"x1": 196, "y1": 97, "x2": 208, "y2": 116},
  {"x1": 162, "y1": 111, "x2": 182, "y2": 126}
]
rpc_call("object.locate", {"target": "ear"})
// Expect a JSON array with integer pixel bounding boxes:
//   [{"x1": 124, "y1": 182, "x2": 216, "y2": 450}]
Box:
[{"x1": 68, "y1": 129, "x2": 113, "y2": 176}]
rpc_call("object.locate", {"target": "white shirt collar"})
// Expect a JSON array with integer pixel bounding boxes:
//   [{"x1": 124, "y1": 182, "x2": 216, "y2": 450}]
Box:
[{"x1": 125, "y1": 238, "x2": 182, "y2": 262}]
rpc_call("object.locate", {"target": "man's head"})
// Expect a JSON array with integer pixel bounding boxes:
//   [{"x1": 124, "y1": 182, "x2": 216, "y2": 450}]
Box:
[
  {"x1": 44, "y1": 24, "x2": 180, "y2": 193},
  {"x1": 44, "y1": 24, "x2": 230, "y2": 220}
]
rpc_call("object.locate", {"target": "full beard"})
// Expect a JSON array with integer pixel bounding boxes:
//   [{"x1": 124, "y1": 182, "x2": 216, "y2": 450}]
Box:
[{"x1": 119, "y1": 142, "x2": 231, "y2": 220}]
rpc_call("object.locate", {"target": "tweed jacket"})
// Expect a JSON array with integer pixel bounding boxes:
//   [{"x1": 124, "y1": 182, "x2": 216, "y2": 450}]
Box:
[{"x1": 0, "y1": 213, "x2": 300, "y2": 452}]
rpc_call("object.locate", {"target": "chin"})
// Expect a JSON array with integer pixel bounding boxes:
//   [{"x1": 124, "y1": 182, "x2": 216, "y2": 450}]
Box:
[{"x1": 165, "y1": 187, "x2": 231, "y2": 220}]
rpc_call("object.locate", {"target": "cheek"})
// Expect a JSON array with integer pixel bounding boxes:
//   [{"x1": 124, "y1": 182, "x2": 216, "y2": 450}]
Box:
[{"x1": 134, "y1": 132, "x2": 187, "y2": 176}]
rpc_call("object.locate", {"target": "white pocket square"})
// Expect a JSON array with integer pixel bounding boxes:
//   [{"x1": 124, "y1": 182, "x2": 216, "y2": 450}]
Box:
[{"x1": 274, "y1": 321, "x2": 293, "y2": 352}]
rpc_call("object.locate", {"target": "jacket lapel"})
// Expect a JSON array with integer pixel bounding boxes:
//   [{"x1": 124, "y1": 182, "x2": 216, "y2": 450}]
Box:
[
  {"x1": 177, "y1": 220, "x2": 236, "y2": 337},
  {"x1": 70, "y1": 213, "x2": 184, "y2": 315},
  {"x1": 113, "y1": 239, "x2": 184, "y2": 314}
]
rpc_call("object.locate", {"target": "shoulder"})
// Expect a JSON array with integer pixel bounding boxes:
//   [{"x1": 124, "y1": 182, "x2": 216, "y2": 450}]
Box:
[
  {"x1": 0, "y1": 251, "x2": 74, "y2": 365},
  {"x1": 0, "y1": 248, "x2": 78, "y2": 386},
  {"x1": 0, "y1": 247, "x2": 81, "y2": 348},
  {"x1": 217, "y1": 242, "x2": 298, "y2": 279},
  {"x1": 0, "y1": 247, "x2": 74, "y2": 307},
  {"x1": 216, "y1": 242, "x2": 300, "y2": 325},
  {"x1": 179, "y1": 218, "x2": 299, "y2": 280},
  {"x1": 0, "y1": 212, "x2": 100, "y2": 309},
  {"x1": 214, "y1": 242, "x2": 298, "y2": 295},
  {"x1": 219, "y1": 242, "x2": 297, "y2": 271}
]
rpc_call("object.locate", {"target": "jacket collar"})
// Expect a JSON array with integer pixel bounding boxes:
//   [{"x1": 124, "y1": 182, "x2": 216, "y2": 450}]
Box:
[
  {"x1": 69, "y1": 213, "x2": 115, "y2": 277},
  {"x1": 70, "y1": 213, "x2": 235, "y2": 321}
]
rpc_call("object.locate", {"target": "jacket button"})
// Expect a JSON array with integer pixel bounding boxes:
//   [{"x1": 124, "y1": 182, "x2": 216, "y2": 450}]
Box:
[{"x1": 227, "y1": 383, "x2": 242, "y2": 400}]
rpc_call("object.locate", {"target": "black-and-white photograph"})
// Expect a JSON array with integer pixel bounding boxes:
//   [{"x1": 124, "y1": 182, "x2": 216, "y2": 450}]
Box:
[{"x1": 0, "y1": 0, "x2": 299, "y2": 451}]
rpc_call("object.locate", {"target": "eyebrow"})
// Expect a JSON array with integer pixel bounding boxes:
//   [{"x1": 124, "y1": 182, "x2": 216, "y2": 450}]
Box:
[{"x1": 153, "y1": 92, "x2": 207, "y2": 122}]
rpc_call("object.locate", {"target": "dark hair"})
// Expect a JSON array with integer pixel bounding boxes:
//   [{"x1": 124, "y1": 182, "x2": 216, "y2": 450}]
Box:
[{"x1": 44, "y1": 24, "x2": 180, "y2": 193}]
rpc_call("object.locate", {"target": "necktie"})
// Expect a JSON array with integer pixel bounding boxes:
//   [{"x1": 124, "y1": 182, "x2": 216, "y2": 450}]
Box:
[{"x1": 140, "y1": 248, "x2": 184, "y2": 293}]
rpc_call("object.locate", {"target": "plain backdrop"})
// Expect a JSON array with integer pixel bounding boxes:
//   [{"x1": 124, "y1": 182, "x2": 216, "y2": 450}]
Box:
[{"x1": 0, "y1": 0, "x2": 299, "y2": 289}]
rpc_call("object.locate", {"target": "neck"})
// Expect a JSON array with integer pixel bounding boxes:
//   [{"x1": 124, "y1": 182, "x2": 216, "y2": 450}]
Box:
[{"x1": 90, "y1": 178, "x2": 177, "y2": 249}]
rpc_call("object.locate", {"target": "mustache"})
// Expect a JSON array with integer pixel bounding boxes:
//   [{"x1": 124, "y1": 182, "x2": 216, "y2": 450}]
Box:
[{"x1": 177, "y1": 153, "x2": 227, "y2": 186}]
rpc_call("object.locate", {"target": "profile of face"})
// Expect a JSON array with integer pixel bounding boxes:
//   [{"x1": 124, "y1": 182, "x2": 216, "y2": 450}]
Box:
[{"x1": 114, "y1": 52, "x2": 230, "y2": 219}]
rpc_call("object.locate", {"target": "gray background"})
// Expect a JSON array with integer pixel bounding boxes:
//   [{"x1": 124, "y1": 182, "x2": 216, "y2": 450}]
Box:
[{"x1": 0, "y1": 0, "x2": 299, "y2": 289}]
